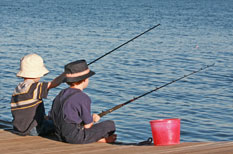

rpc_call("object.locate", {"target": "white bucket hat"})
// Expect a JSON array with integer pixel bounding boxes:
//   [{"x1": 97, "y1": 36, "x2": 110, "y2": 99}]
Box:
[{"x1": 17, "y1": 53, "x2": 49, "y2": 78}]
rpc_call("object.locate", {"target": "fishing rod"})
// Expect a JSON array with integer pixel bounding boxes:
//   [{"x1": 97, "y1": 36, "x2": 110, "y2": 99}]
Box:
[
  {"x1": 0, "y1": 24, "x2": 161, "y2": 127},
  {"x1": 0, "y1": 24, "x2": 160, "y2": 124},
  {"x1": 88, "y1": 24, "x2": 161, "y2": 65},
  {"x1": 98, "y1": 63, "x2": 215, "y2": 117}
]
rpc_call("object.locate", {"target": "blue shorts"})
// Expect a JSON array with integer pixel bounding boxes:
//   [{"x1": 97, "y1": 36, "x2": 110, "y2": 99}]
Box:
[
  {"x1": 83, "y1": 120, "x2": 116, "y2": 143},
  {"x1": 63, "y1": 120, "x2": 116, "y2": 144}
]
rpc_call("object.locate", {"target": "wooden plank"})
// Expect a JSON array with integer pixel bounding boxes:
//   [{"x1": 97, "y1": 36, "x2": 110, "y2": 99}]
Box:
[{"x1": 0, "y1": 129, "x2": 232, "y2": 154}]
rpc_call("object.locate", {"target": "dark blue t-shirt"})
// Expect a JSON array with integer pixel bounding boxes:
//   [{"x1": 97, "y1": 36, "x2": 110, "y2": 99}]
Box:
[{"x1": 61, "y1": 88, "x2": 93, "y2": 125}]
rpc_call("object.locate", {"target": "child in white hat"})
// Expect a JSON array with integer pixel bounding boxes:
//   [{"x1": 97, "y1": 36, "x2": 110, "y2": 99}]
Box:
[{"x1": 11, "y1": 53, "x2": 65, "y2": 136}]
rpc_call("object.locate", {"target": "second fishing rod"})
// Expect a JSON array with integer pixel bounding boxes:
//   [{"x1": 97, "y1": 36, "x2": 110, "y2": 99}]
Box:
[{"x1": 98, "y1": 63, "x2": 215, "y2": 117}]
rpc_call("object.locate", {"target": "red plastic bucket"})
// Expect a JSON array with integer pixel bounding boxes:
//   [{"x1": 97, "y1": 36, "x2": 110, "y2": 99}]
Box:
[{"x1": 150, "y1": 118, "x2": 180, "y2": 146}]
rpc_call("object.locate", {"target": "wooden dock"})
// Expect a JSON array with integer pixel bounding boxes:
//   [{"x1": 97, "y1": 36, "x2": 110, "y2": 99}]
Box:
[{"x1": 0, "y1": 129, "x2": 233, "y2": 154}]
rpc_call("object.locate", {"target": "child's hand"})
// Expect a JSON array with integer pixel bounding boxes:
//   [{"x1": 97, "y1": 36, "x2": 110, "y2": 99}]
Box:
[{"x1": 93, "y1": 114, "x2": 100, "y2": 123}]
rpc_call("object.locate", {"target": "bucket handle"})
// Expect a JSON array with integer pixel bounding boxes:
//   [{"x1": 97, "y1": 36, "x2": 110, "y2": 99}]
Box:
[{"x1": 138, "y1": 137, "x2": 153, "y2": 145}]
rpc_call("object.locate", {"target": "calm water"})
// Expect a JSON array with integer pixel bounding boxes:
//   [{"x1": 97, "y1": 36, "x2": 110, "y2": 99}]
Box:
[{"x1": 0, "y1": 0, "x2": 233, "y2": 143}]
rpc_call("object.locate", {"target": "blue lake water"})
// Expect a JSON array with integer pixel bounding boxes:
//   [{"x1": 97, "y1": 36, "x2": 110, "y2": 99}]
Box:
[{"x1": 0, "y1": 0, "x2": 233, "y2": 143}]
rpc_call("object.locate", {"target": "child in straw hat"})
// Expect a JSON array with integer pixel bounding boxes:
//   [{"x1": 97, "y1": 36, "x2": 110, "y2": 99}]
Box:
[
  {"x1": 11, "y1": 53, "x2": 65, "y2": 136},
  {"x1": 50, "y1": 60, "x2": 116, "y2": 144}
]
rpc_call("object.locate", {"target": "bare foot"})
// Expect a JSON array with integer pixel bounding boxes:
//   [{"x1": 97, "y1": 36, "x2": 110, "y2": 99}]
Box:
[{"x1": 97, "y1": 134, "x2": 117, "y2": 143}]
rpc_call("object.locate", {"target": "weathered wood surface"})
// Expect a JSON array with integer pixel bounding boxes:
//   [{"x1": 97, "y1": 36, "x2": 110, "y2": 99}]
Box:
[{"x1": 0, "y1": 129, "x2": 233, "y2": 154}]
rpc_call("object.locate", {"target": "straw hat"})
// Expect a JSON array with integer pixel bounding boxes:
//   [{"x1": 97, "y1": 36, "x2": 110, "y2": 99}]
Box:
[
  {"x1": 64, "y1": 60, "x2": 95, "y2": 83},
  {"x1": 17, "y1": 54, "x2": 49, "y2": 78}
]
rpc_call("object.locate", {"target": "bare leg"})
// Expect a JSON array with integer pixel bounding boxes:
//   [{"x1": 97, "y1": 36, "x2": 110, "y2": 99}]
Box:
[{"x1": 97, "y1": 134, "x2": 117, "y2": 143}]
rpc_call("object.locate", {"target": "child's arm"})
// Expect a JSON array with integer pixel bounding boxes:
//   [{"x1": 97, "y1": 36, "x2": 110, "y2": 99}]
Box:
[
  {"x1": 84, "y1": 123, "x2": 93, "y2": 129},
  {"x1": 47, "y1": 72, "x2": 66, "y2": 90},
  {"x1": 84, "y1": 114, "x2": 100, "y2": 129}
]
